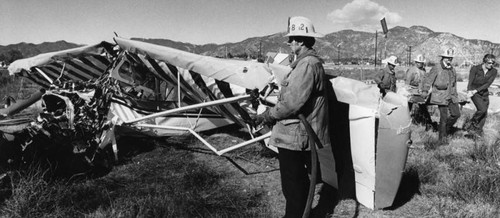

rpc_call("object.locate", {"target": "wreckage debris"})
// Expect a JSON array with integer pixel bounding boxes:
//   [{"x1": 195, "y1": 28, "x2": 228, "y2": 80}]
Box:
[{"x1": 0, "y1": 81, "x2": 115, "y2": 178}]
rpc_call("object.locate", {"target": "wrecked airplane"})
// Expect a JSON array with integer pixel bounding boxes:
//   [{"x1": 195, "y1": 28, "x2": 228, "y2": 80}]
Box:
[{"x1": 3, "y1": 38, "x2": 411, "y2": 210}]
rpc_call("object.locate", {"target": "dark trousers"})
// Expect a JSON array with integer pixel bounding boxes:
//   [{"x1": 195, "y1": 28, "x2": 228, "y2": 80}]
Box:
[
  {"x1": 470, "y1": 94, "x2": 489, "y2": 132},
  {"x1": 438, "y1": 101, "x2": 460, "y2": 140},
  {"x1": 277, "y1": 148, "x2": 311, "y2": 218},
  {"x1": 409, "y1": 102, "x2": 432, "y2": 127}
]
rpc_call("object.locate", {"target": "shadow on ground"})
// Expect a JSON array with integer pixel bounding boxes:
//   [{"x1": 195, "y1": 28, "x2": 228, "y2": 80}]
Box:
[
  {"x1": 311, "y1": 183, "x2": 340, "y2": 218},
  {"x1": 386, "y1": 167, "x2": 421, "y2": 210}
]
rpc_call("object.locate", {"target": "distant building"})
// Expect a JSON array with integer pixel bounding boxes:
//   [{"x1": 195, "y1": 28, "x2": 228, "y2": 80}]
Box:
[{"x1": 364, "y1": 79, "x2": 376, "y2": 85}]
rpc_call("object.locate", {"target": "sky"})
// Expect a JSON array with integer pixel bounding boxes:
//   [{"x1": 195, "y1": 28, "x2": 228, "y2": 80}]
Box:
[{"x1": 1, "y1": 0, "x2": 500, "y2": 46}]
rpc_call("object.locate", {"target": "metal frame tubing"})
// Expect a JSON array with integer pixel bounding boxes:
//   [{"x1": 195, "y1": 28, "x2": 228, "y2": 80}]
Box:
[
  {"x1": 124, "y1": 94, "x2": 253, "y2": 124},
  {"x1": 136, "y1": 123, "x2": 271, "y2": 156}
]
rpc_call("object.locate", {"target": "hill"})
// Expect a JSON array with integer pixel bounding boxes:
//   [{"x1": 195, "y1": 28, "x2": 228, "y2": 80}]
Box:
[
  {"x1": 0, "y1": 41, "x2": 82, "y2": 56},
  {"x1": 134, "y1": 25, "x2": 500, "y2": 66},
  {"x1": 1, "y1": 26, "x2": 499, "y2": 66}
]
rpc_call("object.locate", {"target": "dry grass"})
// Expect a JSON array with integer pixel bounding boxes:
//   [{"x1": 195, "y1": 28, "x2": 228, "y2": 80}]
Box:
[
  {"x1": 2, "y1": 111, "x2": 499, "y2": 217},
  {"x1": 1, "y1": 109, "x2": 500, "y2": 218},
  {"x1": 0, "y1": 71, "x2": 41, "y2": 117},
  {"x1": 0, "y1": 71, "x2": 38, "y2": 101},
  {"x1": 1, "y1": 135, "x2": 278, "y2": 217},
  {"x1": 400, "y1": 108, "x2": 500, "y2": 217}
]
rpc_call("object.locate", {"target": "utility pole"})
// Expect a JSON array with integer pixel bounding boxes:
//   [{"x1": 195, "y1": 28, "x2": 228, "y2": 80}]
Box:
[
  {"x1": 409, "y1": 46, "x2": 412, "y2": 66},
  {"x1": 374, "y1": 30, "x2": 378, "y2": 68},
  {"x1": 337, "y1": 45, "x2": 341, "y2": 64},
  {"x1": 259, "y1": 41, "x2": 262, "y2": 61},
  {"x1": 407, "y1": 45, "x2": 412, "y2": 66},
  {"x1": 337, "y1": 42, "x2": 343, "y2": 65}
]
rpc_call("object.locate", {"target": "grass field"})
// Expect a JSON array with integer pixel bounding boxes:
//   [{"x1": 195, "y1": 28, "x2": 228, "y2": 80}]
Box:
[{"x1": 1, "y1": 108, "x2": 499, "y2": 217}]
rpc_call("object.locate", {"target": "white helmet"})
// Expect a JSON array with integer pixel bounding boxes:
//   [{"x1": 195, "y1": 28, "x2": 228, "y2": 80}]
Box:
[
  {"x1": 286, "y1": 16, "x2": 324, "y2": 38},
  {"x1": 414, "y1": 54, "x2": 426, "y2": 63},
  {"x1": 384, "y1": 55, "x2": 399, "y2": 66},
  {"x1": 440, "y1": 48, "x2": 455, "y2": 58}
]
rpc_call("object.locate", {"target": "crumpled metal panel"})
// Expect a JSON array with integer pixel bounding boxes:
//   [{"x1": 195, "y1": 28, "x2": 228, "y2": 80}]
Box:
[
  {"x1": 374, "y1": 92, "x2": 411, "y2": 209},
  {"x1": 330, "y1": 77, "x2": 411, "y2": 210}
]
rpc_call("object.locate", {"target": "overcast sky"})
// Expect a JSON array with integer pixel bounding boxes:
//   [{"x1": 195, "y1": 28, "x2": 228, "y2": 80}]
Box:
[{"x1": 1, "y1": 0, "x2": 499, "y2": 46}]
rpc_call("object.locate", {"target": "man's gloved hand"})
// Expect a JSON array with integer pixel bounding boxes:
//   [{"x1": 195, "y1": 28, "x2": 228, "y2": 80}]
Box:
[
  {"x1": 249, "y1": 88, "x2": 259, "y2": 100},
  {"x1": 467, "y1": 90, "x2": 477, "y2": 97},
  {"x1": 252, "y1": 110, "x2": 276, "y2": 127},
  {"x1": 421, "y1": 91, "x2": 428, "y2": 99},
  {"x1": 377, "y1": 84, "x2": 386, "y2": 96}
]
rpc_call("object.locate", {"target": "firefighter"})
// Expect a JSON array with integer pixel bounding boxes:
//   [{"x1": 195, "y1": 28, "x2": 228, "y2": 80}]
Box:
[
  {"x1": 406, "y1": 54, "x2": 433, "y2": 129},
  {"x1": 374, "y1": 55, "x2": 398, "y2": 97},
  {"x1": 421, "y1": 48, "x2": 460, "y2": 144},
  {"x1": 252, "y1": 16, "x2": 330, "y2": 218}
]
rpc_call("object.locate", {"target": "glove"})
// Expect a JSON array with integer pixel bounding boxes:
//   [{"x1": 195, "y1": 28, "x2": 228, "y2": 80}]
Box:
[
  {"x1": 377, "y1": 84, "x2": 386, "y2": 95},
  {"x1": 468, "y1": 90, "x2": 477, "y2": 97},
  {"x1": 421, "y1": 91, "x2": 428, "y2": 99},
  {"x1": 252, "y1": 110, "x2": 276, "y2": 127},
  {"x1": 248, "y1": 88, "x2": 259, "y2": 100}
]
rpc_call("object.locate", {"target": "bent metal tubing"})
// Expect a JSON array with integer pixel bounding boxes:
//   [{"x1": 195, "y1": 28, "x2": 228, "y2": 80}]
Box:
[
  {"x1": 135, "y1": 123, "x2": 271, "y2": 156},
  {"x1": 123, "y1": 94, "x2": 253, "y2": 124}
]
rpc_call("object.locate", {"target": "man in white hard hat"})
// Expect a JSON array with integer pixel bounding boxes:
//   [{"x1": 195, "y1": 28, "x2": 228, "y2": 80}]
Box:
[
  {"x1": 374, "y1": 55, "x2": 398, "y2": 96},
  {"x1": 253, "y1": 16, "x2": 331, "y2": 218},
  {"x1": 421, "y1": 48, "x2": 461, "y2": 144},
  {"x1": 406, "y1": 54, "x2": 433, "y2": 130},
  {"x1": 406, "y1": 54, "x2": 426, "y2": 93},
  {"x1": 465, "y1": 54, "x2": 498, "y2": 137}
]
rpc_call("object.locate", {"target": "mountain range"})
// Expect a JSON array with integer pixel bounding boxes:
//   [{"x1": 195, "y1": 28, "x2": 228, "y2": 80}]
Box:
[{"x1": 1, "y1": 25, "x2": 499, "y2": 66}]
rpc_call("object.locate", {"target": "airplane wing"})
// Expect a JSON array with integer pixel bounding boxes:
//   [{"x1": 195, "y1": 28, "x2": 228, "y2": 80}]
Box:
[
  {"x1": 114, "y1": 37, "x2": 291, "y2": 90},
  {"x1": 8, "y1": 42, "x2": 115, "y2": 87}
]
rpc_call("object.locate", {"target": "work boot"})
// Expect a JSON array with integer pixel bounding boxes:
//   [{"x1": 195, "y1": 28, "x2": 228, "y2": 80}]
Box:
[
  {"x1": 425, "y1": 123, "x2": 433, "y2": 131},
  {"x1": 448, "y1": 126, "x2": 460, "y2": 135},
  {"x1": 438, "y1": 137, "x2": 449, "y2": 146},
  {"x1": 427, "y1": 122, "x2": 438, "y2": 132}
]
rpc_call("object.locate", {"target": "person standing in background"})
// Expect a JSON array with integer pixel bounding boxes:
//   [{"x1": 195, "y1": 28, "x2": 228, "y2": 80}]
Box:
[
  {"x1": 421, "y1": 48, "x2": 460, "y2": 144},
  {"x1": 466, "y1": 54, "x2": 497, "y2": 137},
  {"x1": 374, "y1": 55, "x2": 398, "y2": 97},
  {"x1": 405, "y1": 54, "x2": 433, "y2": 129}
]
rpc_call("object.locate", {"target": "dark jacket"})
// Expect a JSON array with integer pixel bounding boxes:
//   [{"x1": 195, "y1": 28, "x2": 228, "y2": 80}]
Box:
[
  {"x1": 405, "y1": 66, "x2": 426, "y2": 88},
  {"x1": 405, "y1": 66, "x2": 426, "y2": 94},
  {"x1": 468, "y1": 64, "x2": 498, "y2": 96},
  {"x1": 269, "y1": 49, "x2": 331, "y2": 151},
  {"x1": 374, "y1": 66, "x2": 397, "y2": 93},
  {"x1": 422, "y1": 61, "x2": 458, "y2": 105}
]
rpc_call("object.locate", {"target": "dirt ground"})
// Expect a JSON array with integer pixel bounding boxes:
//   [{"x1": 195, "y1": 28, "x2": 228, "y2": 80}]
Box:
[{"x1": 165, "y1": 128, "x2": 426, "y2": 218}]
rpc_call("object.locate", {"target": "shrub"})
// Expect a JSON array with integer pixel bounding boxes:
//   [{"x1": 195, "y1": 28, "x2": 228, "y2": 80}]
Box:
[
  {"x1": 1, "y1": 167, "x2": 72, "y2": 217},
  {"x1": 447, "y1": 160, "x2": 500, "y2": 205}
]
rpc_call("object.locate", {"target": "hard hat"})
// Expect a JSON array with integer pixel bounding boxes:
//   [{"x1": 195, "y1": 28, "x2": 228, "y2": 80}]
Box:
[
  {"x1": 440, "y1": 48, "x2": 455, "y2": 58},
  {"x1": 384, "y1": 55, "x2": 399, "y2": 66},
  {"x1": 286, "y1": 16, "x2": 324, "y2": 38},
  {"x1": 414, "y1": 54, "x2": 426, "y2": 63}
]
